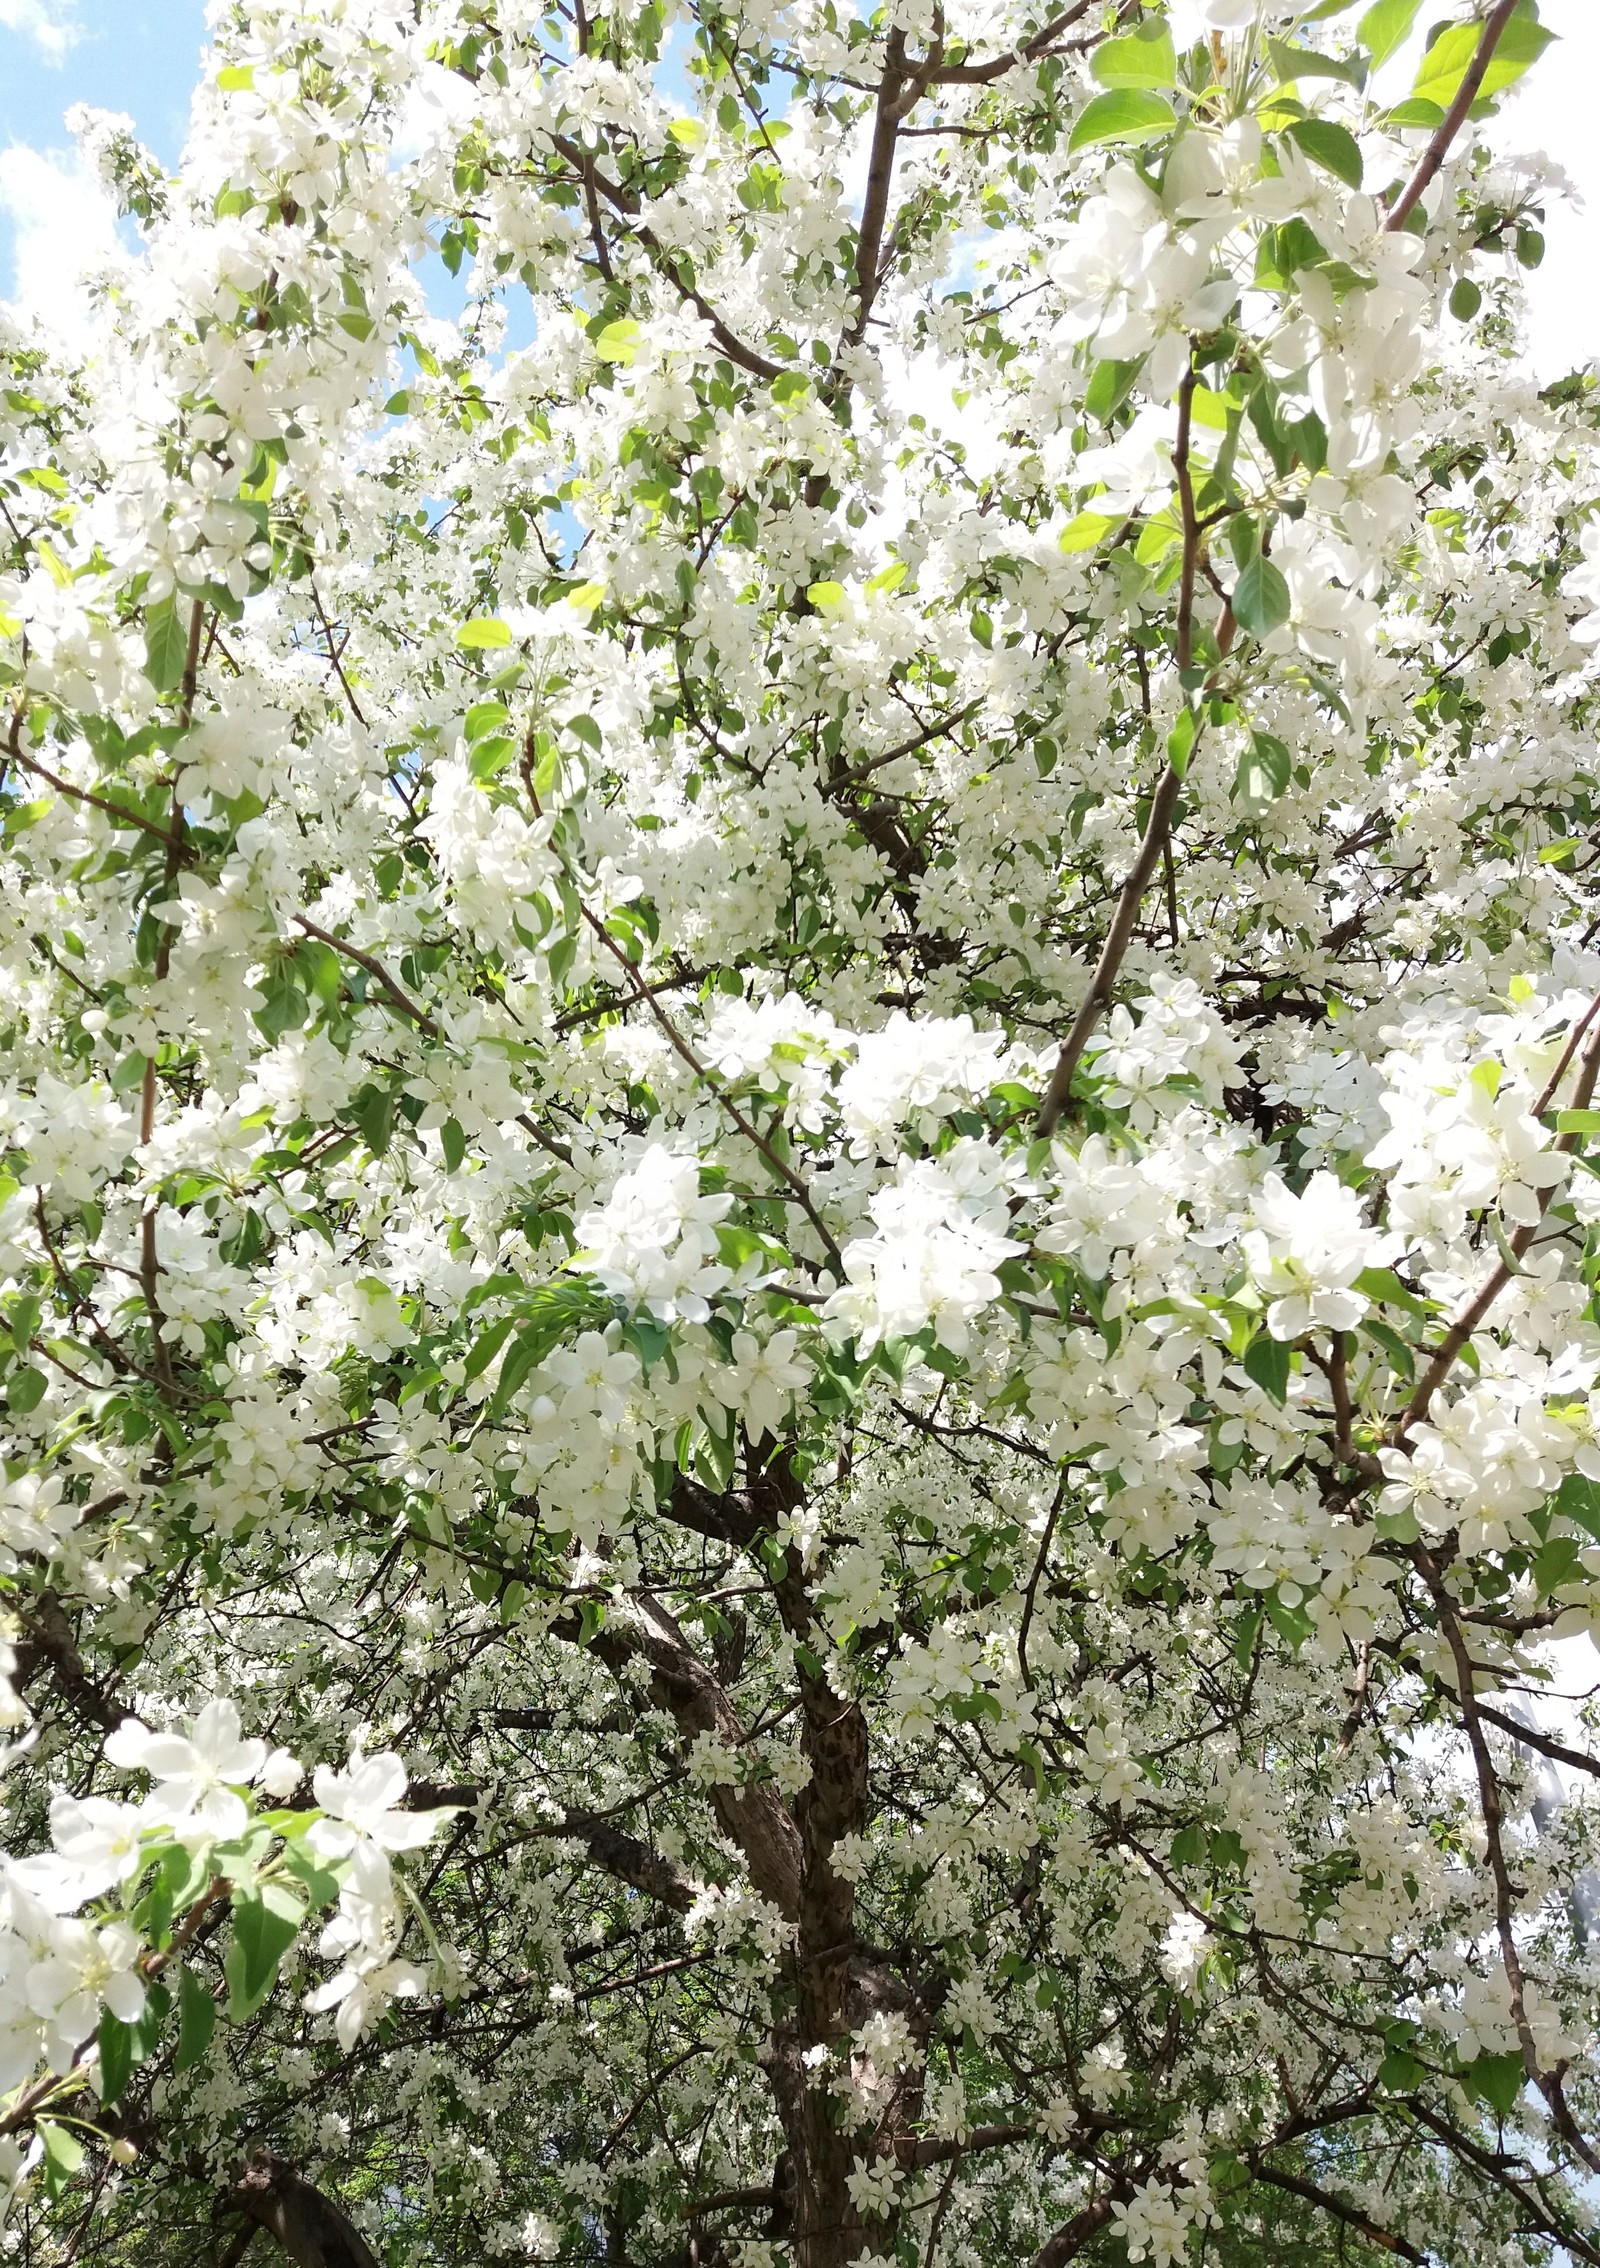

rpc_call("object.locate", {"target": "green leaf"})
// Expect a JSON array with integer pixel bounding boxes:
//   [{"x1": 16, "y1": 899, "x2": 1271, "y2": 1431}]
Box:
[
  {"x1": 1091, "y1": 21, "x2": 1176, "y2": 89},
  {"x1": 1450, "y1": 275, "x2": 1483, "y2": 320},
  {"x1": 143, "y1": 596, "x2": 189, "y2": 695},
  {"x1": 1170, "y1": 1821, "x2": 1207, "y2": 1867},
  {"x1": 217, "y1": 63, "x2": 255, "y2": 90},
  {"x1": 1166, "y1": 705, "x2": 1198, "y2": 779},
  {"x1": 1231, "y1": 553, "x2": 1291, "y2": 640},
  {"x1": 622, "y1": 1314, "x2": 670, "y2": 1372},
  {"x1": 352, "y1": 1082, "x2": 395, "y2": 1157},
  {"x1": 1411, "y1": 9, "x2": 1554, "y2": 111},
  {"x1": 277, "y1": 1841, "x2": 342, "y2": 1909},
  {"x1": 6, "y1": 1365, "x2": 45, "y2": 1415},
  {"x1": 1556, "y1": 1110, "x2": 1600, "y2": 1135},
  {"x1": 1354, "y1": 1265, "x2": 1427, "y2": 1320},
  {"x1": 1232, "y1": 730, "x2": 1292, "y2": 807},
  {"x1": 457, "y1": 616, "x2": 513, "y2": 649},
  {"x1": 2, "y1": 796, "x2": 51, "y2": 836},
  {"x1": 493, "y1": 1325, "x2": 550, "y2": 1416},
  {"x1": 253, "y1": 982, "x2": 309, "y2": 1042},
  {"x1": 296, "y1": 939, "x2": 343, "y2": 1008},
  {"x1": 1243, "y1": 1333, "x2": 1290, "y2": 1406},
  {"x1": 1067, "y1": 89, "x2": 1176, "y2": 155},
  {"x1": 1533, "y1": 1533, "x2": 1583, "y2": 1596},
  {"x1": 1285, "y1": 116, "x2": 1363, "y2": 188},
  {"x1": 175, "y1": 1965, "x2": 217, "y2": 2073},
  {"x1": 1377, "y1": 2046, "x2": 1425, "y2": 2090},
  {"x1": 1267, "y1": 37, "x2": 1367, "y2": 87},
  {"x1": 1463, "y1": 2049, "x2": 1526, "y2": 2117},
  {"x1": 225, "y1": 1882, "x2": 305, "y2": 2023},
  {"x1": 769, "y1": 369, "x2": 810, "y2": 405},
  {"x1": 1361, "y1": 1316, "x2": 1415, "y2": 1382},
  {"x1": 440, "y1": 1116, "x2": 467, "y2": 1173},
  {"x1": 805, "y1": 580, "x2": 846, "y2": 614},
  {"x1": 1232, "y1": 1602, "x2": 1263, "y2": 1671},
  {"x1": 1264, "y1": 1589, "x2": 1314, "y2": 1649},
  {"x1": 463, "y1": 1312, "x2": 516, "y2": 1383},
  {"x1": 1358, "y1": 0, "x2": 1422, "y2": 67},
  {"x1": 468, "y1": 734, "x2": 515, "y2": 784},
  {"x1": 97, "y1": 2010, "x2": 136, "y2": 2104},
  {"x1": 39, "y1": 2120, "x2": 83, "y2": 2202},
  {"x1": 1084, "y1": 357, "x2": 1144, "y2": 424},
  {"x1": 1553, "y1": 1472, "x2": 1600, "y2": 1543},
  {"x1": 465, "y1": 699, "x2": 510, "y2": 742},
  {"x1": 1382, "y1": 97, "x2": 1445, "y2": 129}
]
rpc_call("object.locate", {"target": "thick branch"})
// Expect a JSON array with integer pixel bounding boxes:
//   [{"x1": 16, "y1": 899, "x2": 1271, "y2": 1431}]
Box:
[
  {"x1": 847, "y1": 31, "x2": 909, "y2": 349},
  {"x1": 293, "y1": 916, "x2": 441, "y2": 1038},
  {"x1": 1249, "y1": 2163, "x2": 1425, "y2": 2263},
  {"x1": 1034, "y1": 368, "x2": 1210, "y2": 1140},
  {"x1": 17, "y1": 1589, "x2": 119, "y2": 1733},
  {"x1": 1033, "y1": 760, "x2": 1185, "y2": 1140},
  {"x1": 544, "y1": 136, "x2": 783, "y2": 380},
  {"x1": 227, "y1": 2154, "x2": 382, "y2": 2268},
  {"x1": 574, "y1": 1593, "x2": 803, "y2": 1918},
  {"x1": 568, "y1": 1813, "x2": 698, "y2": 1913},
  {"x1": 932, "y1": 3, "x2": 1095, "y2": 85},
  {"x1": 1029, "y1": 2199, "x2": 1115, "y2": 2268}
]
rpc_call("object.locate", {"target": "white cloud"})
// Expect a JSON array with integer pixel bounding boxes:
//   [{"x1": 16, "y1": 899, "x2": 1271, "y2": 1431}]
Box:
[
  {"x1": 0, "y1": 0, "x2": 82, "y2": 66},
  {"x1": 0, "y1": 143, "x2": 119, "y2": 349}
]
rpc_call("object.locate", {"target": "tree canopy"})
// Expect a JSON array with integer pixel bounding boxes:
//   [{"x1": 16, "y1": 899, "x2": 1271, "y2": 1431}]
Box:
[{"x1": 0, "y1": 1, "x2": 1598, "y2": 2263}]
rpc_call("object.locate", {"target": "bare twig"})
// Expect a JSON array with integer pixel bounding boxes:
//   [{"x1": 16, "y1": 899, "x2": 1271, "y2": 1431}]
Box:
[
  {"x1": 1385, "y1": 1, "x2": 1521, "y2": 234},
  {"x1": 1397, "y1": 1009, "x2": 1600, "y2": 1436}
]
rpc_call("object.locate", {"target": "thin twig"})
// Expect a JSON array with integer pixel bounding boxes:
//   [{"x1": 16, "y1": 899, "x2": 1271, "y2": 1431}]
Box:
[
  {"x1": 578, "y1": 905, "x2": 843, "y2": 1273},
  {"x1": 1397, "y1": 1011, "x2": 1600, "y2": 1436},
  {"x1": 1385, "y1": 1, "x2": 1521, "y2": 234}
]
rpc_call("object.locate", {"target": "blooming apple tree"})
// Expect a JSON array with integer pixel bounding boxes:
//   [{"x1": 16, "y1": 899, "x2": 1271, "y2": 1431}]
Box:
[{"x1": 0, "y1": 0, "x2": 1599, "y2": 2262}]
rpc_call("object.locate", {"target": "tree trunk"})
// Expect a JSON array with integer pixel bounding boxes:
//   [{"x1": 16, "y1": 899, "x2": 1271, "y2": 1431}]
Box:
[{"x1": 227, "y1": 2154, "x2": 383, "y2": 2268}]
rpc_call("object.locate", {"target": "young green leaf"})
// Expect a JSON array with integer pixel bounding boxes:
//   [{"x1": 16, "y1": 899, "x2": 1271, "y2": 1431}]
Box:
[
  {"x1": 1058, "y1": 510, "x2": 1118, "y2": 553},
  {"x1": 1083, "y1": 357, "x2": 1145, "y2": 424},
  {"x1": 1243, "y1": 1333, "x2": 1291, "y2": 1405},
  {"x1": 1067, "y1": 90, "x2": 1176, "y2": 155},
  {"x1": 1411, "y1": 10, "x2": 1555, "y2": 110},
  {"x1": 1090, "y1": 21, "x2": 1177, "y2": 90},
  {"x1": 592, "y1": 318, "x2": 641, "y2": 365},
  {"x1": 1463, "y1": 2050, "x2": 1526, "y2": 2117},
  {"x1": 457, "y1": 617, "x2": 514, "y2": 649},
  {"x1": 1358, "y1": 0, "x2": 1423, "y2": 67}
]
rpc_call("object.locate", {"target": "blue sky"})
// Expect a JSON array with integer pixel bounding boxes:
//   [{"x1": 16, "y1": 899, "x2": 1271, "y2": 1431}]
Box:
[{"x1": 0, "y1": 1, "x2": 205, "y2": 167}]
